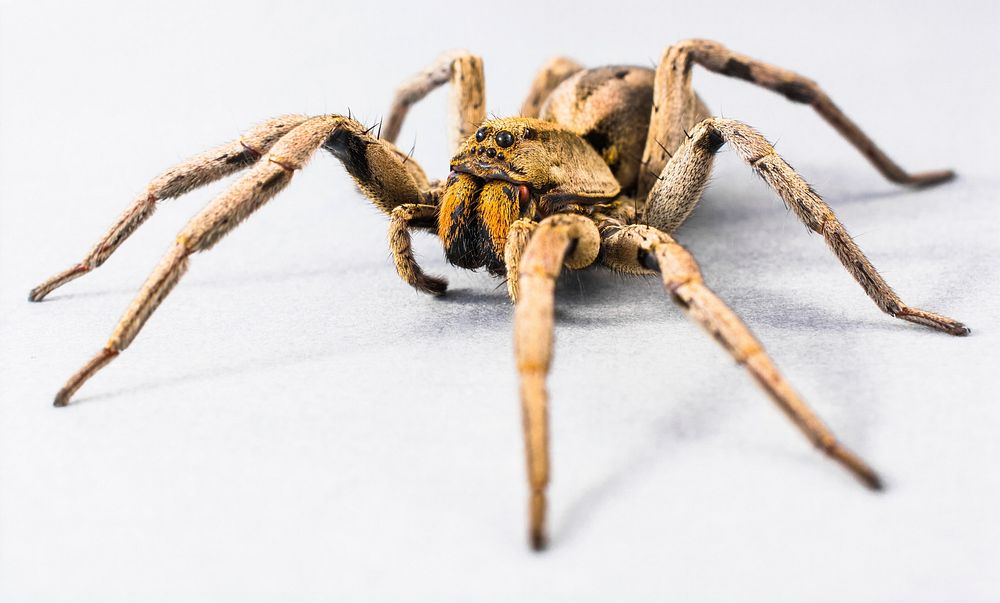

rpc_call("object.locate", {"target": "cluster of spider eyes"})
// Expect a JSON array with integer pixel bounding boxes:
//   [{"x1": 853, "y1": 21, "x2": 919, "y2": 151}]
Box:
[{"x1": 473, "y1": 126, "x2": 537, "y2": 160}]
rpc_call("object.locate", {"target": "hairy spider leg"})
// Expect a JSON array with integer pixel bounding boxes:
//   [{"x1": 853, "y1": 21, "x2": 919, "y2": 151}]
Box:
[
  {"x1": 644, "y1": 117, "x2": 968, "y2": 336},
  {"x1": 389, "y1": 203, "x2": 447, "y2": 295},
  {"x1": 53, "y1": 116, "x2": 437, "y2": 406},
  {"x1": 503, "y1": 218, "x2": 538, "y2": 302},
  {"x1": 520, "y1": 56, "x2": 584, "y2": 119},
  {"x1": 513, "y1": 214, "x2": 602, "y2": 550},
  {"x1": 383, "y1": 50, "x2": 486, "y2": 155},
  {"x1": 638, "y1": 39, "x2": 954, "y2": 198},
  {"x1": 599, "y1": 219, "x2": 882, "y2": 488},
  {"x1": 28, "y1": 115, "x2": 310, "y2": 301}
]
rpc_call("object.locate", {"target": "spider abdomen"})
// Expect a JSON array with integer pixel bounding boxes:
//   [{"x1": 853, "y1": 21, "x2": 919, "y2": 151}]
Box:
[
  {"x1": 541, "y1": 66, "x2": 653, "y2": 194},
  {"x1": 541, "y1": 66, "x2": 709, "y2": 195}
]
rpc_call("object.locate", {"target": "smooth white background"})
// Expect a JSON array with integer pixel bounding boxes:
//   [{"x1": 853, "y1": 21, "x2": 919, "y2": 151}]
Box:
[{"x1": 1, "y1": 1, "x2": 998, "y2": 601}]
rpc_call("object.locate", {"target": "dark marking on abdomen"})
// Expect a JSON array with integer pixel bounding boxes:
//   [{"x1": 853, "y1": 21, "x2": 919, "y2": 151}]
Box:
[{"x1": 574, "y1": 67, "x2": 630, "y2": 104}]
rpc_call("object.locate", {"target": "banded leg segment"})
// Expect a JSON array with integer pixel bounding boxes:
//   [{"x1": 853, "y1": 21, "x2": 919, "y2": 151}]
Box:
[
  {"x1": 637, "y1": 39, "x2": 953, "y2": 198},
  {"x1": 53, "y1": 115, "x2": 435, "y2": 406},
  {"x1": 383, "y1": 50, "x2": 486, "y2": 155},
  {"x1": 520, "y1": 56, "x2": 584, "y2": 118},
  {"x1": 29, "y1": 115, "x2": 310, "y2": 301},
  {"x1": 514, "y1": 214, "x2": 601, "y2": 550},
  {"x1": 645, "y1": 117, "x2": 968, "y2": 336},
  {"x1": 600, "y1": 221, "x2": 882, "y2": 489}
]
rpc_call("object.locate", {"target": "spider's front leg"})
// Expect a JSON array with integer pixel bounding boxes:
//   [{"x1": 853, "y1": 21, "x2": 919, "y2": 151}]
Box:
[
  {"x1": 637, "y1": 39, "x2": 954, "y2": 198},
  {"x1": 513, "y1": 214, "x2": 601, "y2": 550},
  {"x1": 600, "y1": 219, "x2": 882, "y2": 490},
  {"x1": 502, "y1": 218, "x2": 537, "y2": 303},
  {"x1": 643, "y1": 118, "x2": 968, "y2": 336},
  {"x1": 28, "y1": 115, "x2": 310, "y2": 301},
  {"x1": 52, "y1": 116, "x2": 437, "y2": 406}
]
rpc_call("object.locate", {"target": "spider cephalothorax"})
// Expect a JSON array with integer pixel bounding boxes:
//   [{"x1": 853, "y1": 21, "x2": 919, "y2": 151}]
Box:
[
  {"x1": 440, "y1": 117, "x2": 619, "y2": 273},
  {"x1": 30, "y1": 40, "x2": 967, "y2": 551}
]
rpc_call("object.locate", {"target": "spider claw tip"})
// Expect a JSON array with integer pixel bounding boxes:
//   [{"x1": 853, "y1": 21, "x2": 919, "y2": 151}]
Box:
[
  {"x1": 909, "y1": 169, "x2": 956, "y2": 188},
  {"x1": 934, "y1": 318, "x2": 969, "y2": 336},
  {"x1": 53, "y1": 390, "x2": 71, "y2": 407},
  {"x1": 932, "y1": 169, "x2": 956, "y2": 183},
  {"x1": 529, "y1": 532, "x2": 547, "y2": 552},
  {"x1": 418, "y1": 277, "x2": 448, "y2": 296},
  {"x1": 861, "y1": 470, "x2": 884, "y2": 491}
]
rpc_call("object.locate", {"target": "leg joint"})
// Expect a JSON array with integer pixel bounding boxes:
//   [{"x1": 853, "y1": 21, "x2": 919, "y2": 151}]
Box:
[
  {"x1": 267, "y1": 154, "x2": 298, "y2": 172},
  {"x1": 239, "y1": 139, "x2": 263, "y2": 160}
]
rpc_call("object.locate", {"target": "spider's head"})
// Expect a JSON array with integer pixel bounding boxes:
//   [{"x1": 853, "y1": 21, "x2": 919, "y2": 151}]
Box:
[
  {"x1": 440, "y1": 117, "x2": 620, "y2": 275},
  {"x1": 450, "y1": 117, "x2": 620, "y2": 200}
]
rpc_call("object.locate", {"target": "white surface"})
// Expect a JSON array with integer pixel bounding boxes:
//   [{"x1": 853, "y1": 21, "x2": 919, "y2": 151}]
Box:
[{"x1": 1, "y1": 1, "x2": 999, "y2": 601}]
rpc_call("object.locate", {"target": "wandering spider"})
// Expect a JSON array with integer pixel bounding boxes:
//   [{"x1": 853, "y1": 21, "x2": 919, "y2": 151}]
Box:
[{"x1": 29, "y1": 40, "x2": 968, "y2": 550}]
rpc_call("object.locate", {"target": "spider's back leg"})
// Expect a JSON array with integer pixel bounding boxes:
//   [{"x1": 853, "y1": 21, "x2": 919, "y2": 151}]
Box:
[
  {"x1": 28, "y1": 115, "x2": 309, "y2": 301},
  {"x1": 637, "y1": 39, "x2": 954, "y2": 198},
  {"x1": 382, "y1": 50, "x2": 486, "y2": 156},
  {"x1": 52, "y1": 116, "x2": 440, "y2": 406},
  {"x1": 520, "y1": 56, "x2": 583, "y2": 119}
]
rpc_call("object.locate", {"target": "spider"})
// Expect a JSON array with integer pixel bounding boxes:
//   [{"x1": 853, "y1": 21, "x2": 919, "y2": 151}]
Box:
[{"x1": 29, "y1": 40, "x2": 968, "y2": 550}]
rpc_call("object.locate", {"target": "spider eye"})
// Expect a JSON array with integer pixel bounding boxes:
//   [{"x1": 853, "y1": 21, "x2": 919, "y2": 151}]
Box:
[
  {"x1": 523, "y1": 127, "x2": 536, "y2": 140},
  {"x1": 495, "y1": 130, "x2": 514, "y2": 148},
  {"x1": 475, "y1": 127, "x2": 487, "y2": 142}
]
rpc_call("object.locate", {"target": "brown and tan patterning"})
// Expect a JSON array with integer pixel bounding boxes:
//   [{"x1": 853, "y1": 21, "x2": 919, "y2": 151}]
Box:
[{"x1": 31, "y1": 40, "x2": 968, "y2": 551}]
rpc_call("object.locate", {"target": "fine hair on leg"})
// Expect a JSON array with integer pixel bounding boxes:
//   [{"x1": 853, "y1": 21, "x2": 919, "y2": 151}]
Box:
[
  {"x1": 513, "y1": 214, "x2": 601, "y2": 550},
  {"x1": 503, "y1": 218, "x2": 537, "y2": 303},
  {"x1": 388, "y1": 203, "x2": 447, "y2": 295},
  {"x1": 53, "y1": 115, "x2": 439, "y2": 406},
  {"x1": 28, "y1": 115, "x2": 310, "y2": 301},
  {"x1": 600, "y1": 219, "x2": 882, "y2": 489},
  {"x1": 638, "y1": 39, "x2": 954, "y2": 198},
  {"x1": 383, "y1": 50, "x2": 487, "y2": 155},
  {"x1": 520, "y1": 56, "x2": 584, "y2": 118},
  {"x1": 644, "y1": 117, "x2": 968, "y2": 336}
]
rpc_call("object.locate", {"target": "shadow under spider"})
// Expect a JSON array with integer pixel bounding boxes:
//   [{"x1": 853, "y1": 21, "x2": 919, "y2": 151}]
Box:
[
  {"x1": 551, "y1": 320, "x2": 882, "y2": 546},
  {"x1": 64, "y1": 346, "x2": 365, "y2": 407}
]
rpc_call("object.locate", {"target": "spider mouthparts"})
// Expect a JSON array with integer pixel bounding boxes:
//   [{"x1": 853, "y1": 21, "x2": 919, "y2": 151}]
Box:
[{"x1": 451, "y1": 160, "x2": 526, "y2": 187}]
